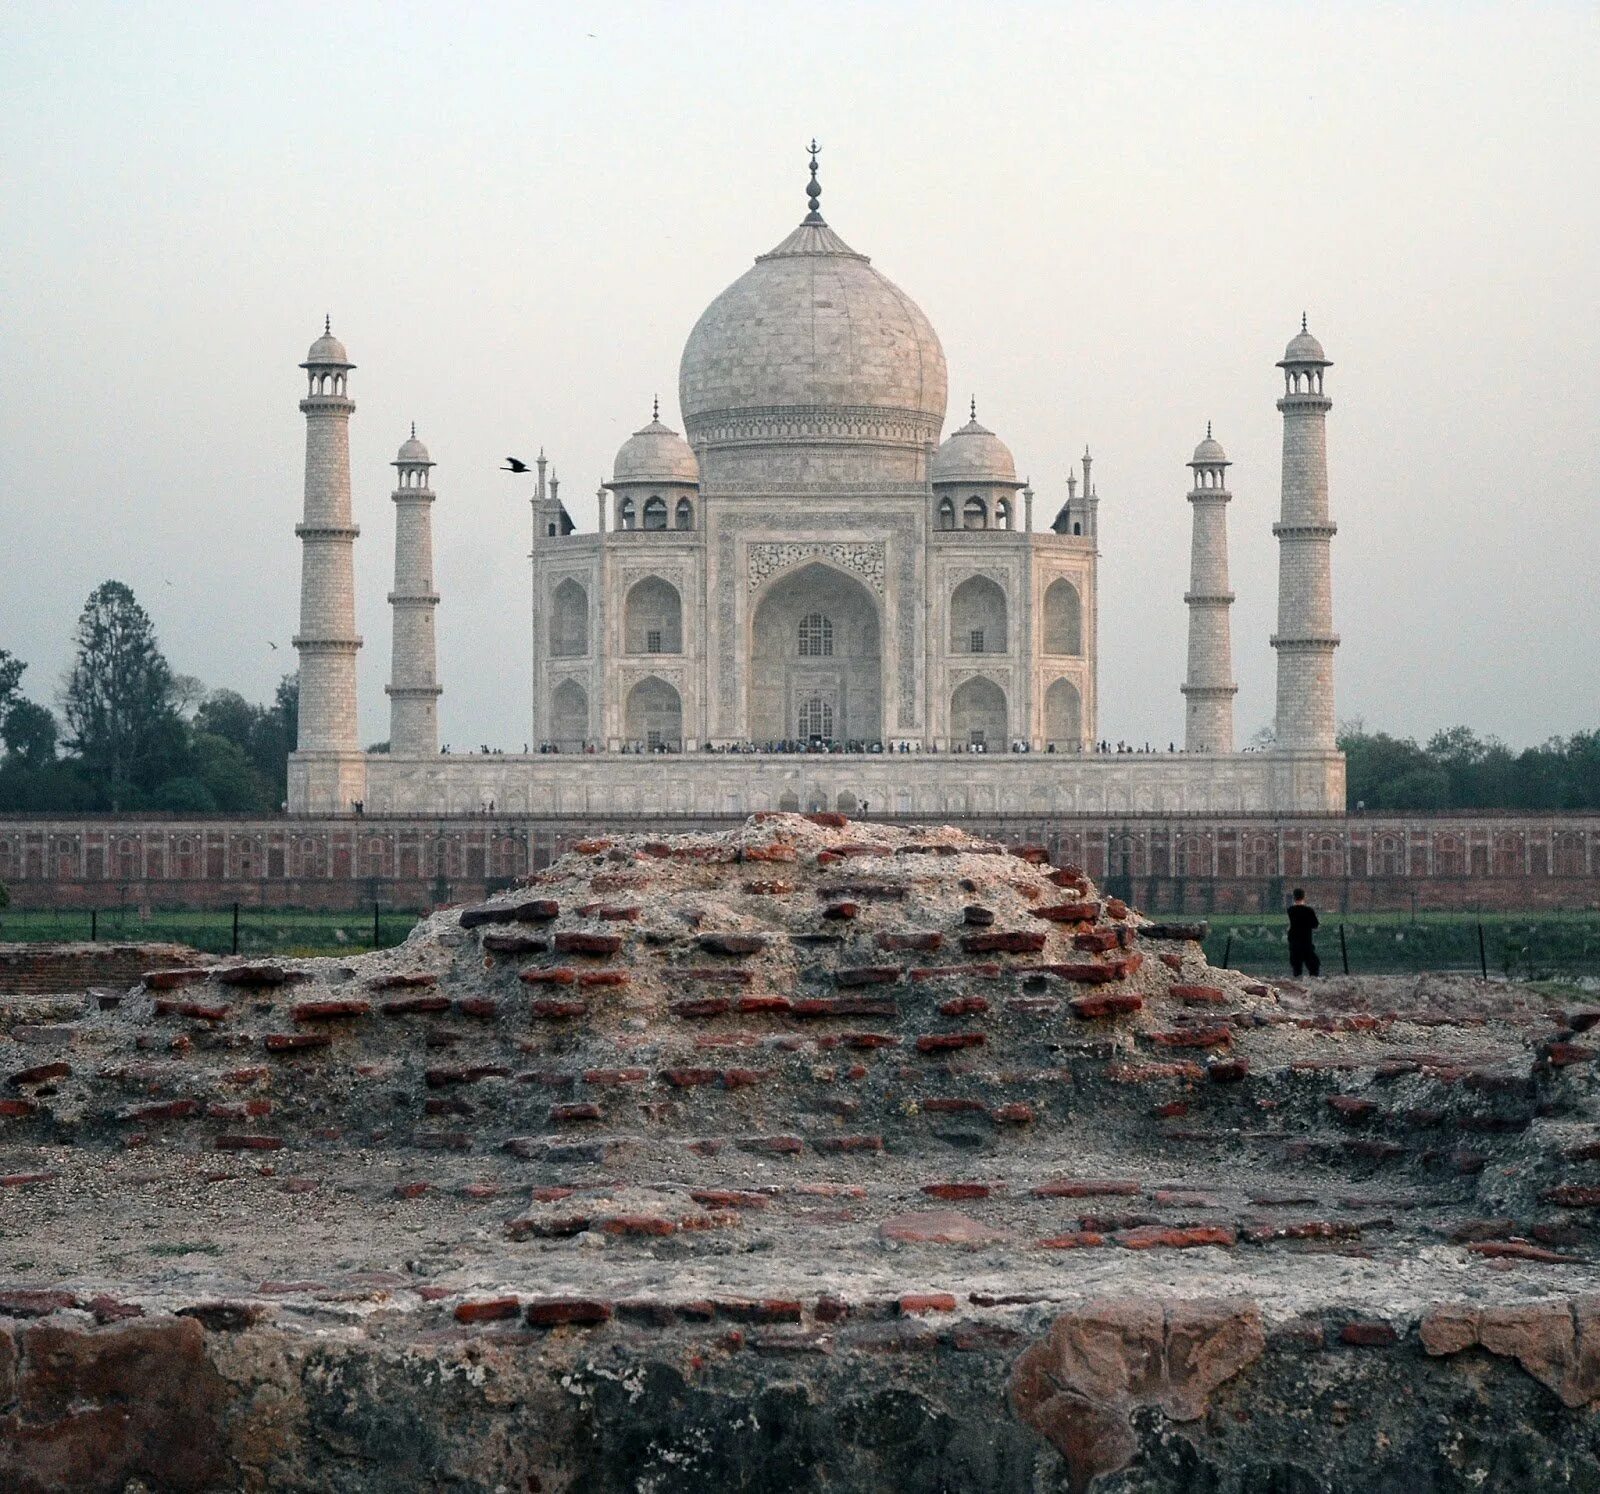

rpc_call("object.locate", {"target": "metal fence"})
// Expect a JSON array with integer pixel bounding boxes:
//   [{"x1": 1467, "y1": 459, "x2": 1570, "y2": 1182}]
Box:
[{"x1": 0, "y1": 903, "x2": 426, "y2": 957}]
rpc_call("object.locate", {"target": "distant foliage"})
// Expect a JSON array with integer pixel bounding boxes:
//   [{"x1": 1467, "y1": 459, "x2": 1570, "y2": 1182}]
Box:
[
  {"x1": 1341, "y1": 722, "x2": 1600, "y2": 812},
  {"x1": 0, "y1": 581, "x2": 299, "y2": 813}
]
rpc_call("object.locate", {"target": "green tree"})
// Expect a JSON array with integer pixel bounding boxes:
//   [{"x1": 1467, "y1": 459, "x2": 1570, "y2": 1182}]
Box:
[
  {"x1": 60, "y1": 581, "x2": 182, "y2": 809},
  {"x1": 3, "y1": 700, "x2": 58, "y2": 768},
  {"x1": 0, "y1": 649, "x2": 24, "y2": 719},
  {"x1": 191, "y1": 731, "x2": 272, "y2": 811}
]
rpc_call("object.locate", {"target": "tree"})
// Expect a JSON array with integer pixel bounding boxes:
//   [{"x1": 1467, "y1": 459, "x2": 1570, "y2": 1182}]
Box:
[
  {"x1": 3, "y1": 700, "x2": 58, "y2": 768},
  {"x1": 60, "y1": 581, "x2": 182, "y2": 809},
  {"x1": 0, "y1": 649, "x2": 24, "y2": 719}
]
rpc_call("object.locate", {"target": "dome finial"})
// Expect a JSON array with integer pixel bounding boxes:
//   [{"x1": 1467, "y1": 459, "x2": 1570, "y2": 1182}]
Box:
[
  {"x1": 652, "y1": 393, "x2": 659, "y2": 422},
  {"x1": 325, "y1": 313, "x2": 331, "y2": 335},
  {"x1": 804, "y1": 139, "x2": 824, "y2": 224},
  {"x1": 1206, "y1": 420, "x2": 1212, "y2": 439},
  {"x1": 1301, "y1": 311, "x2": 1308, "y2": 333},
  {"x1": 970, "y1": 395, "x2": 977, "y2": 422},
  {"x1": 410, "y1": 420, "x2": 416, "y2": 439}
]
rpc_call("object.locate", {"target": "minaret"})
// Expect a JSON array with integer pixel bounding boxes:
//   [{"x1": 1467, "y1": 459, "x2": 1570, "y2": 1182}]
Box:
[
  {"x1": 385, "y1": 426, "x2": 441, "y2": 756},
  {"x1": 1181, "y1": 424, "x2": 1237, "y2": 753},
  {"x1": 290, "y1": 319, "x2": 364, "y2": 811},
  {"x1": 1271, "y1": 316, "x2": 1338, "y2": 751}
]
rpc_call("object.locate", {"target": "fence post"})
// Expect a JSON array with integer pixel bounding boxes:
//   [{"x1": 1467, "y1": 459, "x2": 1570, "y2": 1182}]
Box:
[
  {"x1": 1477, "y1": 921, "x2": 1488, "y2": 980},
  {"x1": 1339, "y1": 923, "x2": 1349, "y2": 975},
  {"x1": 373, "y1": 901, "x2": 381, "y2": 949},
  {"x1": 90, "y1": 908, "x2": 97, "y2": 942},
  {"x1": 1221, "y1": 935, "x2": 1232, "y2": 970},
  {"x1": 231, "y1": 902, "x2": 240, "y2": 956}
]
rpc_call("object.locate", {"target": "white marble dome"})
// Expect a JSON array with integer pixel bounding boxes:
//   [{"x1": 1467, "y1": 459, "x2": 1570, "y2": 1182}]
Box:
[
  {"x1": 395, "y1": 432, "x2": 432, "y2": 465},
  {"x1": 932, "y1": 411, "x2": 1019, "y2": 486},
  {"x1": 678, "y1": 219, "x2": 948, "y2": 443},
  {"x1": 303, "y1": 329, "x2": 352, "y2": 367},
  {"x1": 1191, "y1": 433, "x2": 1228, "y2": 465},
  {"x1": 1280, "y1": 325, "x2": 1329, "y2": 365},
  {"x1": 612, "y1": 415, "x2": 699, "y2": 485}
]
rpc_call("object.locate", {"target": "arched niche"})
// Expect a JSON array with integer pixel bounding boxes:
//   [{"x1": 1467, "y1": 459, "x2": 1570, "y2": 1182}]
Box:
[
  {"x1": 624, "y1": 676, "x2": 683, "y2": 749},
  {"x1": 749, "y1": 561, "x2": 881, "y2": 744},
  {"x1": 551, "y1": 679, "x2": 588, "y2": 749},
  {"x1": 950, "y1": 676, "x2": 1007, "y2": 749},
  {"x1": 675, "y1": 497, "x2": 694, "y2": 530},
  {"x1": 549, "y1": 578, "x2": 589, "y2": 657},
  {"x1": 624, "y1": 576, "x2": 682, "y2": 655},
  {"x1": 1042, "y1": 577, "x2": 1082, "y2": 655},
  {"x1": 1044, "y1": 677, "x2": 1082, "y2": 747},
  {"x1": 950, "y1": 575, "x2": 1007, "y2": 655},
  {"x1": 962, "y1": 495, "x2": 988, "y2": 530},
  {"x1": 643, "y1": 496, "x2": 668, "y2": 530}
]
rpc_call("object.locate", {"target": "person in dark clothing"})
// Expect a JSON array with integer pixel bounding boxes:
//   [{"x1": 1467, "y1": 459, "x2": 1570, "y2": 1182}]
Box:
[{"x1": 1287, "y1": 888, "x2": 1321, "y2": 977}]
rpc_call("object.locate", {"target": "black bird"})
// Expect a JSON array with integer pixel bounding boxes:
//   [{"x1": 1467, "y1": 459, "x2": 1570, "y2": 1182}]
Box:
[{"x1": 502, "y1": 457, "x2": 529, "y2": 473}]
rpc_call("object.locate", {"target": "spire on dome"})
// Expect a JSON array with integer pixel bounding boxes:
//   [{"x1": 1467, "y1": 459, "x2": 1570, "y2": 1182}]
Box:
[
  {"x1": 970, "y1": 395, "x2": 977, "y2": 422},
  {"x1": 1302, "y1": 311, "x2": 1308, "y2": 333},
  {"x1": 804, "y1": 139, "x2": 824, "y2": 224},
  {"x1": 411, "y1": 420, "x2": 416, "y2": 438},
  {"x1": 652, "y1": 394, "x2": 659, "y2": 422}
]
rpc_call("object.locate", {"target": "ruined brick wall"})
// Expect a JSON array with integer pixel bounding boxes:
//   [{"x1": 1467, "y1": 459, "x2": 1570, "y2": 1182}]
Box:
[
  {"x1": 0, "y1": 942, "x2": 206, "y2": 995},
  {"x1": 0, "y1": 813, "x2": 1595, "y2": 913}
]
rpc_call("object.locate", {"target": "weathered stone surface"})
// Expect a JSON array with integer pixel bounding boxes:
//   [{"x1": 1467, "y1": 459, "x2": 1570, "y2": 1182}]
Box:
[{"x1": 879, "y1": 1210, "x2": 1006, "y2": 1247}]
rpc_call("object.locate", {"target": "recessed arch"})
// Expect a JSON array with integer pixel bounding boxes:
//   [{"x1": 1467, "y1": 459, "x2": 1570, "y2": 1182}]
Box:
[
  {"x1": 1043, "y1": 677, "x2": 1082, "y2": 748},
  {"x1": 618, "y1": 497, "x2": 637, "y2": 530},
  {"x1": 642, "y1": 495, "x2": 668, "y2": 530},
  {"x1": 950, "y1": 575, "x2": 1007, "y2": 655},
  {"x1": 624, "y1": 576, "x2": 682, "y2": 655},
  {"x1": 1042, "y1": 577, "x2": 1082, "y2": 655},
  {"x1": 549, "y1": 578, "x2": 589, "y2": 657},
  {"x1": 624, "y1": 676, "x2": 683, "y2": 750},
  {"x1": 551, "y1": 678, "x2": 589, "y2": 750},
  {"x1": 749, "y1": 561, "x2": 881, "y2": 744},
  {"x1": 950, "y1": 676, "x2": 1007, "y2": 750},
  {"x1": 937, "y1": 496, "x2": 956, "y2": 531},
  {"x1": 674, "y1": 496, "x2": 694, "y2": 530},
  {"x1": 962, "y1": 495, "x2": 988, "y2": 530}
]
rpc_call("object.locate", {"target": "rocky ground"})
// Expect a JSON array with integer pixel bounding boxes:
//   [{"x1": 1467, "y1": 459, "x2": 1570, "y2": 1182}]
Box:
[{"x1": 3, "y1": 814, "x2": 1599, "y2": 1491}]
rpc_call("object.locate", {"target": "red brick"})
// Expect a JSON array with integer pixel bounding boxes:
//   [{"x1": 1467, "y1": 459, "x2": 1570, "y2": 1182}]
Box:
[
  {"x1": 1208, "y1": 1059, "x2": 1251, "y2": 1083},
  {"x1": 381, "y1": 994, "x2": 452, "y2": 1014},
  {"x1": 0, "y1": 1170, "x2": 57, "y2": 1188},
  {"x1": 1147, "y1": 1025, "x2": 1233, "y2": 1050},
  {"x1": 690, "y1": 1188, "x2": 769, "y2": 1209},
  {"x1": 823, "y1": 902, "x2": 860, "y2": 920},
  {"x1": 1037, "y1": 1231, "x2": 1107, "y2": 1250},
  {"x1": 459, "y1": 897, "x2": 559, "y2": 928},
  {"x1": 143, "y1": 967, "x2": 210, "y2": 990},
  {"x1": 923, "y1": 1098, "x2": 986, "y2": 1113},
  {"x1": 215, "y1": 962, "x2": 298, "y2": 986},
  {"x1": 805, "y1": 811, "x2": 849, "y2": 828},
  {"x1": 1031, "y1": 902, "x2": 1102, "y2": 923},
  {"x1": 899, "y1": 1292, "x2": 958, "y2": 1314},
  {"x1": 697, "y1": 933, "x2": 768, "y2": 956},
  {"x1": 8, "y1": 1061, "x2": 71, "y2": 1085},
  {"x1": 529, "y1": 999, "x2": 587, "y2": 1018},
  {"x1": 575, "y1": 903, "x2": 641, "y2": 921},
  {"x1": 741, "y1": 845, "x2": 798, "y2": 865},
  {"x1": 526, "y1": 1298, "x2": 613, "y2": 1326},
  {"x1": 264, "y1": 1032, "x2": 333, "y2": 1053},
  {"x1": 877, "y1": 931, "x2": 943, "y2": 952},
  {"x1": 1339, "y1": 1319, "x2": 1398, "y2": 1347},
  {"x1": 916, "y1": 1032, "x2": 986, "y2": 1053},
  {"x1": 921, "y1": 1182, "x2": 992, "y2": 1200},
  {"x1": 1171, "y1": 984, "x2": 1228, "y2": 1005},
  {"x1": 602, "y1": 1214, "x2": 676, "y2": 1236},
  {"x1": 1545, "y1": 1042, "x2": 1597, "y2": 1067},
  {"x1": 519, "y1": 966, "x2": 577, "y2": 985},
  {"x1": 550, "y1": 1102, "x2": 603, "y2": 1123},
  {"x1": 660, "y1": 1068, "x2": 720, "y2": 1088},
  {"x1": 672, "y1": 997, "x2": 732, "y2": 1018},
  {"x1": 1242, "y1": 1220, "x2": 1361, "y2": 1243},
  {"x1": 455, "y1": 1296, "x2": 521, "y2": 1323},
  {"x1": 1466, "y1": 1241, "x2": 1585, "y2": 1264},
  {"x1": 938, "y1": 996, "x2": 990, "y2": 1017},
  {"x1": 120, "y1": 1099, "x2": 200, "y2": 1122},
  {"x1": 1328, "y1": 1095, "x2": 1378, "y2": 1123},
  {"x1": 1071, "y1": 928, "x2": 1124, "y2": 954},
  {"x1": 1116, "y1": 1225, "x2": 1236, "y2": 1250},
  {"x1": 583, "y1": 1067, "x2": 648, "y2": 1086},
  {"x1": 1105, "y1": 898, "x2": 1129, "y2": 919},
  {"x1": 1542, "y1": 1185, "x2": 1600, "y2": 1207},
  {"x1": 741, "y1": 879, "x2": 795, "y2": 894},
  {"x1": 0, "y1": 1099, "x2": 40, "y2": 1117},
  {"x1": 814, "y1": 1134, "x2": 883, "y2": 1153},
  {"x1": 721, "y1": 1068, "x2": 766, "y2": 1088},
  {"x1": 1160, "y1": 952, "x2": 1186, "y2": 970},
  {"x1": 215, "y1": 1134, "x2": 282, "y2": 1151},
  {"x1": 1069, "y1": 992, "x2": 1144, "y2": 1019},
  {"x1": 793, "y1": 996, "x2": 898, "y2": 1018},
  {"x1": 717, "y1": 1298, "x2": 804, "y2": 1323},
  {"x1": 291, "y1": 999, "x2": 372, "y2": 1022},
  {"x1": 153, "y1": 999, "x2": 230, "y2": 1021},
  {"x1": 962, "y1": 930, "x2": 1048, "y2": 955},
  {"x1": 835, "y1": 966, "x2": 902, "y2": 987},
  {"x1": 991, "y1": 1103, "x2": 1035, "y2": 1124},
  {"x1": 577, "y1": 971, "x2": 628, "y2": 989},
  {"x1": 555, "y1": 931, "x2": 624, "y2": 957},
  {"x1": 393, "y1": 1181, "x2": 432, "y2": 1199},
  {"x1": 737, "y1": 1135, "x2": 804, "y2": 1154}
]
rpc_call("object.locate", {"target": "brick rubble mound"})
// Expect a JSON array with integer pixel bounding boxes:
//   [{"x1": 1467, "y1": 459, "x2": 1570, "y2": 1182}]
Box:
[{"x1": 3, "y1": 814, "x2": 1599, "y2": 1492}]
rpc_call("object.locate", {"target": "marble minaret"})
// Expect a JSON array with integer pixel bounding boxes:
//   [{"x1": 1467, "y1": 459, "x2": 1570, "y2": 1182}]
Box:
[
  {"x1": 1272, "y1": 317, "x2": 1338, "y2": 751},
  {"x1": 1181, "y1": 425, "x2": 1237, "y2": 753},
  {"x1": 385, "y1": 426, "x2": 442, "y2": 756},
  {"x1": 290, "y1": 320, "x2": 366, "y2": 811}
]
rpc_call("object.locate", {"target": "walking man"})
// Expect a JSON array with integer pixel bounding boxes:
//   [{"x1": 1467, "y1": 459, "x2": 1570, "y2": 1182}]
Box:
[{"x1": 1287, "y1": 888, "x2": 1321, "y2": 977}]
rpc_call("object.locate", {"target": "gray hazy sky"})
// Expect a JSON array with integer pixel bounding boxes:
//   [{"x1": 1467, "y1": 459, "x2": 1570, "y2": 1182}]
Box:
[{"x1": 4, "y1": 1, "x2": 1597, "y2": 753}]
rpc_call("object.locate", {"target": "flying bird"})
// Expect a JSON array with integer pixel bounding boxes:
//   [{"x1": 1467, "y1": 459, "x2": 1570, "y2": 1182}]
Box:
[
  {"x1": 502, "y1": 457, "x2": 530, "y2": 473},
  {"x1": 268, "y1": 641, "x2": 279, "y2": 650}
]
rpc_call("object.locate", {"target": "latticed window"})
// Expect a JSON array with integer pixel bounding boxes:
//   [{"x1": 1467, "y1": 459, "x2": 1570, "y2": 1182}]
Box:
[
  {"x1": 798, "y1": 696, "x2": 834, "y2": 740},
  {"x1": 798, "y1": 612, "x2": 833, "y2": 657},
  {"x1": 969, "y1": 629, "x2": 985, "y2": 654},
  {"x1": 646, "y1": 630, "x2": 662, "y2": 654}
]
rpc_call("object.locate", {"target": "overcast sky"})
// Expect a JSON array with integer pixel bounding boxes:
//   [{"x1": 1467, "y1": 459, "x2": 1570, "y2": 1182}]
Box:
[{"x1": 4, "y1": 1, "x2": 1596, "y2": 753}]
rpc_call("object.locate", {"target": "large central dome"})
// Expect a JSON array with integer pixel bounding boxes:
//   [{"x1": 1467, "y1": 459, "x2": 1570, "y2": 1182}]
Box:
[{"x1": 678, "y1": 193, "x2": 948, "y2": 486}]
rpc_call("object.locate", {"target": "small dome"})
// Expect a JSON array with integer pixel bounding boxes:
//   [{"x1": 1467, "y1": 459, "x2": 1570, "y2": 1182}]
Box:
[
  {"x1": 1279, "y1": 323, "x2": 1329, "y2": 366},
  {"x1": 612, "y1": 415, "x2": 699, "y2": 485},
  {"x1": 303, "y1": 329, "x2": 352, "y2": 367},
  {"x1": 931, "y1": 413, "x2": 1019, "y2": 486},
  {"x1": 1191, "y1": 433, "x2": 1228, "y2": 466},
  {"x1": 395, "y1": 432, "x2": 432, "y2": 465}
]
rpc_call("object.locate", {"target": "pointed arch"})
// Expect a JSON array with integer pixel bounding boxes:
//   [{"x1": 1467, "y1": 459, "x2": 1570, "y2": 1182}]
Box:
[
  {"x1": 1043, "y1": 577, "x2": 1082, "y2": 655},
  {"x1": 551, "y1": 679, "x2": 588, "y2": 750},
  {"x1": 624, "y1": 576, "x2": 682, "y2": 654},
  {"x1": 1043, "y1": 677, "x2": 1082, "y2": 748},
  {"x1": 549, "y1": 578, "x2": 588, "y2": 657},
  {"x1": 950, "y1": 575, "x2": 1008, "y2": 655},
  {"x1": 625, "y1": 676, "x2": 683, "y2": 750},
  {"x1": 950, "y1": 676, "x2": 1007, "y2": 749}
]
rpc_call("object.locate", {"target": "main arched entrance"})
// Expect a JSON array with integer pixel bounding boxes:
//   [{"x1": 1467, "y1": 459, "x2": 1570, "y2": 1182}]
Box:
[{"x1": 749, "y1": 562, "x2": 882, "y2": 745}]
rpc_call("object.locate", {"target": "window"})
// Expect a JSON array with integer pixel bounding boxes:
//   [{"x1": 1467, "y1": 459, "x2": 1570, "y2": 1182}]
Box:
[
  {"x1": 646, "y1": 629, "x2": 662, "y2": 654},
  {"x1": 618, "y1": 498, "x2": 636, "y2": 530},
  {"x1": 969, "y1": 728, "x2": 986, "y2": 749},
  {"x1": 969, "y1": 629, "x2": 985, "y2": 654},
  {"x1": 937, "y1": 497, "x2": 956, "y2": 530},
  {"x1": 995, "y1": 499, "x2": 1011, "y2": 530},
  {"x1": 798, "y1": 612, "x2": 833, "y2": 657},
  {"x1": 643, "y1": 496, "x2": 668, "y2": 530},
  {"x1": 798, "y1": 695, "x2": 834, "y2": 741},
  {"x1": 647, "y1": 729, "x2": 662, "y2": 750},
  {"x1": 675, "y1": 497, "x2": 694, "y2": 530},
  {"x1": 963, "y1": 496, "x2": 987, "y2": 530}
]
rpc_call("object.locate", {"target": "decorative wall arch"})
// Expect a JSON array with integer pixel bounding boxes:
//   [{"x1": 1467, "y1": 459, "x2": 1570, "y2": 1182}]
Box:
[
  {"x1": 624, "y1": 676, "x2": 683, "y2": 749},
  {"x1": 1043, "y1": 578, "x2": 1083, "y2": 655},
  {"x1": 551, "y1": 678, "x2": 589, "y2": 749},
  {"x1": 950, "y1": 676, "x2": 1007, "y2": 748},
  {"x1": 549, "y1": 578, "x2": 589, "y2": 657},
  {"x1": 949, "y1": 574, "x2": 1008, "y2": 655},
  {"x1": 1043, "y1": 677, "x2": 1082, "y2": 747},
  {"x1": 623, "y1": 576, "x2": 683, "y2": 654}
]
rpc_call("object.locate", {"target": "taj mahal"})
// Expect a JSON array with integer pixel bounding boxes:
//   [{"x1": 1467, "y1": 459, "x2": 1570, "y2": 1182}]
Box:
[{"x1": 287, "y1": 148, "x2": 1344, "y2": 818}]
